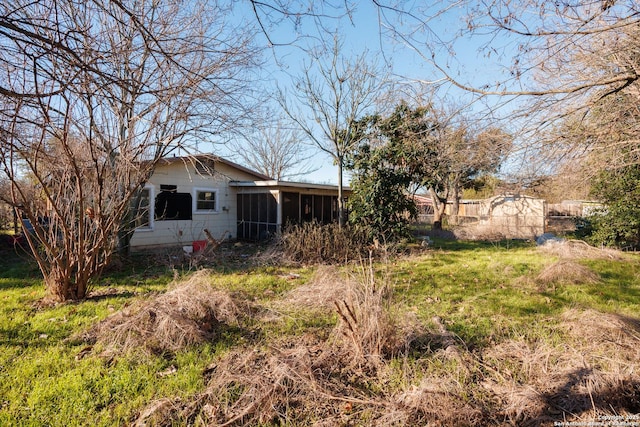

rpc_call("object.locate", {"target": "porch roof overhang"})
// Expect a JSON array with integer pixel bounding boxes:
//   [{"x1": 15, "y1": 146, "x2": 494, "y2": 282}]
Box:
[{"x1": 229, "y1": 180, "x2": 351, "y2": 193}]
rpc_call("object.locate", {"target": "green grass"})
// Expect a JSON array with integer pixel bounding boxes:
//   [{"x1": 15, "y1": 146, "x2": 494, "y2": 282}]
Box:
[
  {"x1": 389, "y1": 239, "x2": 640, "y2": 349},
  {"x1": 0, "y1": 241, "x2": 639, "y2": 425}
]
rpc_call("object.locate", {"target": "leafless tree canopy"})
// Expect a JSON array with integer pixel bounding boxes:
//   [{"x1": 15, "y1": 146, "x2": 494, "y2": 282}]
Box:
[
  {"x1": 278, "y1": 36, "x2": 386, "y2": 225},
  {"x1": 0, "y1": 0, "x2": 260, "y2": 301},
  {"x1": 229, "y1": 117, "x2": 318, "y2": 181},
  {"x1": 249, "y1": 1, "x2": 640, "y2": 180}
]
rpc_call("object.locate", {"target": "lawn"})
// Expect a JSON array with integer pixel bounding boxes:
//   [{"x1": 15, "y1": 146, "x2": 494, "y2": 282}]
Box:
[{"x1": 0, "y1": 239, "x2": 638, "y2": 426}]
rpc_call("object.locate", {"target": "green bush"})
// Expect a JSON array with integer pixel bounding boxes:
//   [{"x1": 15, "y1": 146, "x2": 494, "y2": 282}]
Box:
[{"x1": 587, "y1": 165, "x2": 640, "y2": 249}]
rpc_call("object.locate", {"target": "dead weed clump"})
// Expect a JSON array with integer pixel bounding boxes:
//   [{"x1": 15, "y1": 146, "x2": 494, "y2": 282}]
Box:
[
  {"x1": 196, "y1": 340, "x2": 389, "y2": 426},
  {"x1": 130, "y1": 266, "x2": 640, "y2": 426},
  {"x1": 140, "y1": 329, "x2": 483, "y2": 426},
  {"x1": 282, "y1": 265, "x2": 348, "y2": 310},
  {"x1": 394, "y1": 376, "x2": 485, "y2": 426},
  {"x1": 482, "y1": 309, "x2": 640, "y2": 424},
  {"x1": 538, "y1": 239, "x2": 623, "y2": 260},
  {"x1": 79, "y1": 270, "x2": 244, "y2": 357},
  {"x1": 333, "y1": 260, "x2": 398, "y2": 366},
  {"x1": 535, "y1": 260, "x2": 600, "y2": 285},
  {"x1": 134, "y1": 261, "x2": 474, "y2": 426},
  {"x1": 278, "y1": 222, "x2": 368, "y2": 264}
]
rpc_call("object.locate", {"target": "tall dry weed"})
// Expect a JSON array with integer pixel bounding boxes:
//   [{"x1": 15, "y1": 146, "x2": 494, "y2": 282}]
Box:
[
  {"x1": 279, "y1": 222, "x2": 368, "y2": 264},
  {"x1": 333, "y1": 257, "x2": 396, "y2": 366}
]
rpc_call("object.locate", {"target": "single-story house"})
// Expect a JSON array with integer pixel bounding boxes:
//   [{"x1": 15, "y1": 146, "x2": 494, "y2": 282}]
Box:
[{"x1": 130, "y1": 155, "x2": 348, "y2": 250}]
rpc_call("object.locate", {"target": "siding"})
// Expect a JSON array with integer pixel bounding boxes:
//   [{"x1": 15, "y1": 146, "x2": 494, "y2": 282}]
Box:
[{"x1": 130, "y1": 160, "x2": 251, "y2": 249}]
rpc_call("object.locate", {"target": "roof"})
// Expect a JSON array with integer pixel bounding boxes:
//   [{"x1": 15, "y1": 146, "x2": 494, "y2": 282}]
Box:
[
  {"x1": 230, "y1": 180, "x2": 350, "y2": 193},
  {"x1": 157, "y1": 154, "x2": 272, "y2": 181}
]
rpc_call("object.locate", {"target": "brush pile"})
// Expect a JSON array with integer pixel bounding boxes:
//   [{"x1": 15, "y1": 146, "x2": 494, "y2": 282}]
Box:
[
  {"x1": 78, "y1": 270, "x2": 243, "y2": 357},
  {"x1": 538, "y1": 239, "x2": 623, "y2": 260}
]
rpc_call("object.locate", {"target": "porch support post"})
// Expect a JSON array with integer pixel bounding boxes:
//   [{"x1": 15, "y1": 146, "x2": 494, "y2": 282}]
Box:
[{"x1": 276, "y1": 190, "x2": 283, "y2": 235}]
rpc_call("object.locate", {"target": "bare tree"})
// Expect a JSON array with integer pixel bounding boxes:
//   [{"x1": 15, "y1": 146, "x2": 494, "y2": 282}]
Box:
[
  {"x1": 229, "y1": 116, "x2": 318, "y2": 180},
  {"x1": 249, "y1": 2, "x2": 640, "y2": 174},
  {"x1": 445, "y1": 126, "x2": 512, "y2": 225},
  {"x1": 419, "y1": 2, "x2": 640, "y2": 177},
  {"x1": 0, "y1": 0, "x2": 259, "y2": 301},
  {"x1": 278, "y1": 36, "x2": 385, "y2": 225}
]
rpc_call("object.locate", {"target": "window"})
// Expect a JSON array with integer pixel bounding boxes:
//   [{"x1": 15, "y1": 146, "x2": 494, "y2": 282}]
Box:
[
  {"x1": 194, "y1": 188, "x2": 218, "y2": 212},
  {"x1": 195, "y1": 158, "x2": 215, "y2": 175},
  {"x1": 155, "y1": 185, "x2": 192, "y2": 220},
  {"x1": 132, "y1": 186, "x2": 154, "y2": 230}
]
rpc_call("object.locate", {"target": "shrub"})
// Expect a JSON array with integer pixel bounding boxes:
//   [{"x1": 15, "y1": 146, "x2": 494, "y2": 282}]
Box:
[{"x1": 279, "y1": 221, "x2": 368, "y2": 264}]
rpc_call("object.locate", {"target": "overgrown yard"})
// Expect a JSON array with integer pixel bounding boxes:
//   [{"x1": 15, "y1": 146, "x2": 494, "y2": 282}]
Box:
[{"x1": 1, "y1": 239, "x2": 639, "y2": 426}]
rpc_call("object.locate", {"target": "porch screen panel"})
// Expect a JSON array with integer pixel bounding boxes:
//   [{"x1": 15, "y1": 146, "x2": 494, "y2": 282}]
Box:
[
  {"x1": 282, "y1": 192, "x2": 299, "y2": 225},
  {"x1": 236, "y1": 192, "x2": 278, "y2": 241},
  {"x1": 268, "y1": 194, "x2": 277, "y2": 224},
  {"x1": 301, "y1": 195, "x2": 313, "y2": 222},
  {"x1": 313, "y1": 195, "x2": 323, "y2": 223}
]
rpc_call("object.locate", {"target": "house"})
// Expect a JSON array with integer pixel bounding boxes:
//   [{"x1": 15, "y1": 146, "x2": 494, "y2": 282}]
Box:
[{"x1": 130, "y1": 155, "x2": 348, "y2": 250}]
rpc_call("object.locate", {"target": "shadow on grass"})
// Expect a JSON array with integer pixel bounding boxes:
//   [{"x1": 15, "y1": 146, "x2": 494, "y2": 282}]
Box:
[
  {"x1": 0, "y1": 255, "x2": 42, "y2": 290},
  {"x1": 535, "y1": 270, "x2": 640, "y2": 316},
  {"x1": 427, "y1": 236, "x2": 535, "y2": 252},
  {"x1": 530, "y1": 368, "x2": 640, "y2": 425}
]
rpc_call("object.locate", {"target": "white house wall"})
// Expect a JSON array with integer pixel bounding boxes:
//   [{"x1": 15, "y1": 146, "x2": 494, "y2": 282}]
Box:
[{"x1": 130, "y1": 160, "x2": 256, "y2": 250}]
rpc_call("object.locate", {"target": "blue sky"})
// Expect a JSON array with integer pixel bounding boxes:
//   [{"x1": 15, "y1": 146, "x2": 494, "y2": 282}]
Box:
[{"x1": 220, "y1": 2, "x2": 520, "y2": 184}]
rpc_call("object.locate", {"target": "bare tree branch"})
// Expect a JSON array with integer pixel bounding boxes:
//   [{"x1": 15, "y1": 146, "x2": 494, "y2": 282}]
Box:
[
  {"x1": 0, "y1": 0, "x2": 261, "y2": 301},
  {"x1": 278, "y1": 35, "x2": 386, "y2": 225}
]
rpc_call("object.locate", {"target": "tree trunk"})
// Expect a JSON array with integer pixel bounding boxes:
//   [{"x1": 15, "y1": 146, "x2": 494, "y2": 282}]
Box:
[
  {"x1": 449, "y1": 185, "x2": 461, "y2": 226},
  {"x1": 429, "y1": 187, "x2": 447, "y2": 230},
  {"x1": 337, "y1": 159, "x2": 346, "y2": 227}
]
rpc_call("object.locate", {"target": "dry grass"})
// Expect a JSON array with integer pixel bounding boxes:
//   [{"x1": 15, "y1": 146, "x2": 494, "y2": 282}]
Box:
[
  {"x1": 538, "y1": 239, "x2": 624, "y2": 260},
  {"x1": 126, "y1": 266, "x2": 640, "y2": 426},
  {"x1": 332, "y1": 259, "x2": 397, "y2": 366},
  {"x1": 131, "y1": 304, "x2": 640, "y2": 426},
  {"x1": 133, "y1": 260, "x2": 447, "y2": 426},
  {"x1": 535, "y1": 260, "x2": 601, "y2": 285},
  {"x1": 483, "y1": 309, "x2": 640, "y2": 425},
  {"x1": 282, "y1": 265, "x2": 348, "y2": 310},
  {"x1": 77, "y1": 270, "x2": 244, "y2": 357}
]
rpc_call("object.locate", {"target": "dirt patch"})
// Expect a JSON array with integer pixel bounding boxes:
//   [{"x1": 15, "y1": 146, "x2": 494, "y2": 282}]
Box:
[{"x1": 77, "y1": 269, "x2": 245, "y2": 357}]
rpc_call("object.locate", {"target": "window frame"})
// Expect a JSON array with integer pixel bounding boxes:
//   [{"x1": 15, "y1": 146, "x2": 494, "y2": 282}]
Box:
[
  {"x1": 134, "y1": 185, "x2": 155, "y2": 231},
  {"x1": 193, "y1": 187, "x2": 219, "y2": 213}
]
